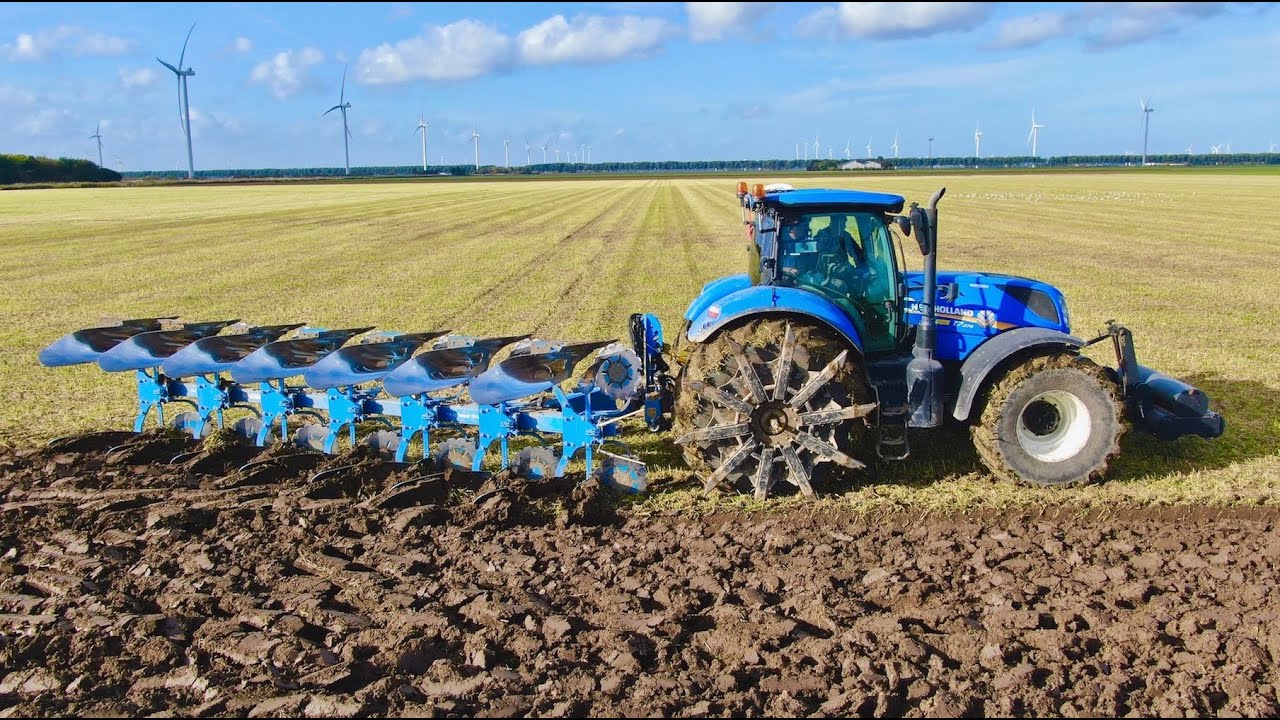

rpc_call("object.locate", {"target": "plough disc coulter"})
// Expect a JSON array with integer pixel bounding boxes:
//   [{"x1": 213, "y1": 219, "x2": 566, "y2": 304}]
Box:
[{"x1": 39, "y1": 317, "x2": 663, "y2": 493}]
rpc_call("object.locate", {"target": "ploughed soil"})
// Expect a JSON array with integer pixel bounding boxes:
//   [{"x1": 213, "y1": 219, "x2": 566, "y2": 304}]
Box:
[{"x1": 1, "y1": 431, "x2": 1278, "y2": 718}]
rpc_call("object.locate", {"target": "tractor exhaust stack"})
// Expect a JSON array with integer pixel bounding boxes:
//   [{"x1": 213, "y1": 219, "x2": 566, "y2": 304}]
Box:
[{"x1": 906, "y1": 187, "x2": 946, "y2": 428}]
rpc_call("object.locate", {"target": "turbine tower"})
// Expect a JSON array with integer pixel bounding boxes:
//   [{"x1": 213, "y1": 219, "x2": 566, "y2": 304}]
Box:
[
  {"x1": 1185, "y1": 144, "x2": 1193, "y2": 154},
  {"x1": 89, "y1": 122, "x2": 104, "y2": 167},
  {"x1": 323, "y1": 65, "x2": 353, "y2": 175},
  {"x1": 813, "y1": 135, "x2": 820, "y2": 160},
  {"x1": 1028, "y1": 109, "x2": 1045, "y2": 158},
  {"x1": 524, "y1": 138, "x2": 532, "y2": 165},
  {"x1": 866, "y1": 138, "x2": 872, "y2": 159},
  {"x1": 974, "y1": 123, "x2": 983, "y2": 158},
  {"x1": 844, "y1": 139, "x2": 851, "y2": 160},
  {"x1": 156, "y1": 23, "x2": 196, "y2": 179},
  {"x1": 471, "y1": 128, "x2": 480, "y2": 168},
  {"x1": 1269, "y1": 139, "x2": 1277, "y2": 153},
  {"x1": 541, "y1": 137, "x2": 550, "y2": 163},
  {"x1": 504, "y1": 137, "x2": 510, "y2": 168},
  {"x1": 1140, "y1": 98, "x2": 1154, "y2": 165},
  {"x1": 801, "y1": 138, "x2": 808, "y2": 162},
  {"x1": 580, "y1": 143, "x2": 585, "y2": 164},
  {"x1": 927, "y1": 136, "x2": 935, "y2": 160},
  {"x1": 415, "y1": 111, "x2": 429, "y2": 172},
  {"x1": 892, "y1": 131, "x2": 899, "y2": 159},
  {"x1": 586, "y1": 146, "x2": 591, "y2": 163}
]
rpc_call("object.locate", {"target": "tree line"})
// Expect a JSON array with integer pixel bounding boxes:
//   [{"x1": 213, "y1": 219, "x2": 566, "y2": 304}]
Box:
[
  {"x1": 122, "y1": 153, "x2": 1280, "y2": 180},
  {"x1": 0, "y1": 155, "x2": 122, "y2": 184}
]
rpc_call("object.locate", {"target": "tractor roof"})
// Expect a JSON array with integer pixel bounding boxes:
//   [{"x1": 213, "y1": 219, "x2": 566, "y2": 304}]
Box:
[{"x1": 767, "y1": 188, "x2": 905, "y2": 213}]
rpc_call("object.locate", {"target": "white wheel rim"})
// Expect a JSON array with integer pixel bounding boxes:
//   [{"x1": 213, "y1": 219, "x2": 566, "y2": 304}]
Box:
[{"x1": 1015, "y1": 390, "x2": 1091, "y2": 463}]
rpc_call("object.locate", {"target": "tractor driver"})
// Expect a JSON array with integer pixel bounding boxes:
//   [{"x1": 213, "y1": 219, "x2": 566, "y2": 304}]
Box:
[{"x1": 779, "y1": 221, "x2": 820, "y2": 281}]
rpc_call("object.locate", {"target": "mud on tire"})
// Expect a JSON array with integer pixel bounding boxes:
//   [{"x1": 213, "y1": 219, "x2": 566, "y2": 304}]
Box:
[
  {"x1": 673, "y1": 317, "x2": 873, "y2": 496},
  {"x1": 971, "y1": 353, "x2": 1128, "y2": 487}
]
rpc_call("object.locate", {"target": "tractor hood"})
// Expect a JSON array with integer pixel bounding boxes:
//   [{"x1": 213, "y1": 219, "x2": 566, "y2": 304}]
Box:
[{"x1": 904, "y1": 270, "x2": 1070, "y2": 359}]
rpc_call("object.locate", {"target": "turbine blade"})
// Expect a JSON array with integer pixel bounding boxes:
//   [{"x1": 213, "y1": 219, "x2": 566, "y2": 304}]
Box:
[
  {"x1": 340, "y1": 64, "x2": 347, "y2": 104},
  {"x1": 178, "y1": 22, "x2": 195, "y2": 69},
  {"x1": 323, "y1": 105, "x2": 341, "y2": 116},
  {"x1": 157, "y1": 58, "x2": 180, "y2": 75}
]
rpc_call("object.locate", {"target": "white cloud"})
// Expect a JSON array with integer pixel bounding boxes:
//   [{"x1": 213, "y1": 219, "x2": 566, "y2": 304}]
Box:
[
  {"x1": 355, "y1": 19, "x2": 514, "y2": 84},
  {"x1": 235, "y1": 36, "x2": 253, "y2": 53},
  {"x1": 0, "y1": 84, "x2": 35, "y2": 108},
  {"x1": 14, "y1": 107, "x2": 75, "y2": 136},
  {"x1": 800, "y1": 2, "x2": 994, "y2": 40},
  {"x1": 79, "y1": 31, "x2": 132, "y2": 56},
  {"x1": 686, "y1": 2, "x2": 776, "y2": 42},
  {"x1": 2, "y1": 25, "x2": 134, "y2": 62},
  {"x1": 355, "y1": 13, "x2": 677, "y2": 85},
  {"x1": 990, "y1": 12, "x2": 1076, "y2": 49},
  {"x1": 250, "y1": 47, "x2": 326, "y2": 100},
  {"x1": 989, "y1": 2, "x2": 1272, "y2": 51},
  {"x1": 517, "y1": 14, "x2": 673, "y2": 65},
  {"x1": 783, "y1": 57, "x2": 1030, "y2": 105},
  {"x1": 119, "y1": 66, "x2": 159, "y2": 90}
]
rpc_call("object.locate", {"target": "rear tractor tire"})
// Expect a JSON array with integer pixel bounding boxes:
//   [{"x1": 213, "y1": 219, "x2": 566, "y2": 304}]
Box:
[
  {"x1": 673, "y1": 318, "x2": 876, "y2": 499},
  {"x1": 971, "y1": 353, "x2": 1128, "y2": 487}
]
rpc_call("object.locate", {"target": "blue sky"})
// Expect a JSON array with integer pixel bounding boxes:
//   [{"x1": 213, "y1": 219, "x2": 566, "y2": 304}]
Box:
[{"x1": 1, "y1": 2, "x2": 1277, "y2": 170}]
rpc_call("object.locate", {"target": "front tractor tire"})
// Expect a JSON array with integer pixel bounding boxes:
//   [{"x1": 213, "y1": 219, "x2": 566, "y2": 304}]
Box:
[
  {"x1": 673, "y1": 318, "x2": 875, "y2": 499},
  {"x1": 971, "y1": 353, "x2": 1128, "y2": 487}
]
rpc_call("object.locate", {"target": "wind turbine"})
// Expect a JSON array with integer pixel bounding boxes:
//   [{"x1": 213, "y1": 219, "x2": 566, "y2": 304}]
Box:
[
  {"x1": 892, "y1": 131, "x2": 899, "y2": 159},
  {"x1": 504, "y1": 137, "x2": 510, "y2": 168},
  {"x1": 866, "y1": 138, "x2": 872, "y2": 159},
  {"x1": 813, "y1": 135, "x2": 820, "y2": 160},
  {"x1": 524, "y1": 138, "x2": 532, "y2": 165},
  {"x1": 323, "y1": 65, "x2": 353, "y2": 175},
  {"x1": 1027, "y1": 109, "x2": 1045, "y2": 158},
  {"x1": 156, "y1": 23, "x2": 197, "y2": 179},
  {"x1": 586, "y1": 146, "x2": 591, "y2": 164},
  {"x1": 1185, "y1": 144, "x2": 1193, "y2": 155},
  {"x1": 540, "y1": 137, "x2": 550, "y2": 163},
  {"x1": 554, "y1": 146, "x2": 560, "y2": 162},
  {"x1": 927, "y1": 136, "x2": 935, "y2": 160},
  {"x1": 1269, "y1": 139, "x2": 1277, "y2": 153},
  {"x1": 801, "y1": 138, "x2": 808, "y2": 162},
  {"x1": 844, "y1": 139, "x2": 851, "y2": 160},
  {"x1": 974, "y1": 123, "x2": 983, "y2": 158},
  {"x1": 89, "y1": 122, "x2": 104, "y2": 167},
  {"x1": 1140, "y1": 98, "x2": 1154, "y2": 165},
  {"x1": 471, "y1": 127, "x2": 480, "y2": 168},
  {"x1": 1210, "y1": 144, "x2": 1221, "y2": 155},
  {"x1": 415, "y1": 111, "x2": 429, "y2": 172},
  {"x1": 580, "y1": 143, "x2": 585, "y2": 165}
]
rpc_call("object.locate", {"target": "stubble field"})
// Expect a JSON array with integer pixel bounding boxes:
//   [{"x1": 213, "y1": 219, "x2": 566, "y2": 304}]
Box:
[{"x1": 0, "y1": 171, "x2": 1276, "y2": 513}]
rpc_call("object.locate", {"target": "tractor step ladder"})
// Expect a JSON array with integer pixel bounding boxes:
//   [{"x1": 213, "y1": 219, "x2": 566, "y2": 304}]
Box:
[{"x1": 875, "y1": 395, "x2": 911, "y2": 461}]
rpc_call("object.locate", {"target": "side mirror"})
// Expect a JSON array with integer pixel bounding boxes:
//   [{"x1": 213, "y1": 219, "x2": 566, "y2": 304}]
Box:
[
  {"x1": 893, "y1": 215, "x2": 911, "y2": 236},
  {"x1": 909, "y1": 205, "x2": 932, "y2": 255}
]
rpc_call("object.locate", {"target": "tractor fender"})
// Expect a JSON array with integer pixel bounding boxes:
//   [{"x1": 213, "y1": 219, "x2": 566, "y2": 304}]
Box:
[
  {"x1": 685, "y1": 285, "x2": 864, "y2": 351},
  {"x1": 683, "y1": 273, "x2": 753, "y2": 323},
  {"x1": 952, "y1": 327, "x2": 1084, "y2": 421}
]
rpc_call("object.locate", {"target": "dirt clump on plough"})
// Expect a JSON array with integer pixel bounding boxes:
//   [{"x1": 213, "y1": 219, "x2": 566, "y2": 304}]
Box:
[{"x1": 1, "y1": 431, "x2": 1278, "y2": 717}]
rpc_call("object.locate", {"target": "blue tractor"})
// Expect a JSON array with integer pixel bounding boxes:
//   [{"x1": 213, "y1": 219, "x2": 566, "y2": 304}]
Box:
[
  {"x1": 36, "y1": 182, "x2": 1225, "y2": 499},
  {"x1": 659, "y1": 182, "x2": 1224, "y2": 498}
]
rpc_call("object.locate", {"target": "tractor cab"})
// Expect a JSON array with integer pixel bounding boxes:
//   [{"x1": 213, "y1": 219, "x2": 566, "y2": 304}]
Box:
[{"x1": 742, "y1": 183, "x2": 905, "y2": 354}]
